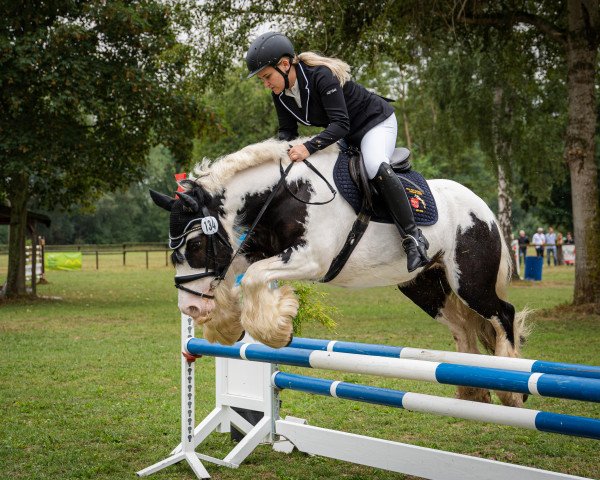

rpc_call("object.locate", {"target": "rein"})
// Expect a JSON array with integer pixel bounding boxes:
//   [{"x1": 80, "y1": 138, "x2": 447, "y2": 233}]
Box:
[
  {"x1": 175, "y1": 157, "x2": 338, "y2": 299},
  {"x1": 279, "y1": 157, "x2": 337, "y2": 206},
  {"x1": 212, "y1": 161, "x2": 295, "y2": 287}
]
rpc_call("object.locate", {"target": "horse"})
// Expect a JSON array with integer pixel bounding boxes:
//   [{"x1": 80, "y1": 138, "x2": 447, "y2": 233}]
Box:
[{"x1": 150, "y1": 137, "x2": 528, "y2": 407}]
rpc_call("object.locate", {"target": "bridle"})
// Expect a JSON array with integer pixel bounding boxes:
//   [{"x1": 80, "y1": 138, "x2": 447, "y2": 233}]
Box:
[
  {"x1": 173, "y1": 157, "x2": 336, "y2": 299},
  {"x1": 172, "y1": 204, "x2": 232, "y2": 300}
]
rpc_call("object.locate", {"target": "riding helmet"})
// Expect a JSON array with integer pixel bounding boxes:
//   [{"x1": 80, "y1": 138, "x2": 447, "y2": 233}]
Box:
[{"x1": 246, "y1": 32, "x2": 295, "y2": 78}]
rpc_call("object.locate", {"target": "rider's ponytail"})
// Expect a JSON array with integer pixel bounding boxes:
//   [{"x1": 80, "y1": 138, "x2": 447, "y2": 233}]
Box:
[{"x1": 295, "y1": 52, "x2": 351, "y2": 86}]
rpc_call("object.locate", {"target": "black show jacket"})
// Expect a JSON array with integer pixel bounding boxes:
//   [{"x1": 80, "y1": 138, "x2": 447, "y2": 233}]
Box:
[{"x1": 273, "y1": 61, "x2": 395, "y2": 154}]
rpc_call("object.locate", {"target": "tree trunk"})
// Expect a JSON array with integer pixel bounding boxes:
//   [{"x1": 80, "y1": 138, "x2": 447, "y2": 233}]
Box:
[
  {"x1": 397, "y1": 71, "x2": 413, "y2": 149},
  {"x1": 497, "y1": 164, "x2": 519, "y2": 279},
  {"x1": 3, "y1": 172, "x2": 29, "y2": 298},
  {"x1": 402, "y1": 110, "x2": 413, "y2": 150},
  {"x1": 565, "y1": 0, "x2": 600, "y2": 305},
  {"x1": 492, "y1": 87, "x2": 519, "y2": 280}
]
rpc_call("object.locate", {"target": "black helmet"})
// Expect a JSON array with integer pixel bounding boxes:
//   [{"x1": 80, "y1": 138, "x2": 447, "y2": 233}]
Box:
[{"x1": 246, "y1": 32, "x2": 295, "y2": 78}]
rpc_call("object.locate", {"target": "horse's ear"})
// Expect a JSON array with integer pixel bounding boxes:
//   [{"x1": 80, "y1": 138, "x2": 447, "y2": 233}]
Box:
[
  {"x1": 149, "y1": 189, "x2": 175, "y2": 211},
  {"x1": 177, "y1": 191, "x2": 200, "y2": 213},
  {"x1": 178, "y1": 179, "x2": 197, "y2": 190}
]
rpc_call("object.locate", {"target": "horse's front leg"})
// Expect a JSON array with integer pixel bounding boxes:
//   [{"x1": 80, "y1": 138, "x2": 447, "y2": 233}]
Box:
[
  {"x1": 240, "y1": 247, "x2": 322, "y2": 348},
  {"x1": 201, "y1": 274, "x2": 244, "y2": 345}
]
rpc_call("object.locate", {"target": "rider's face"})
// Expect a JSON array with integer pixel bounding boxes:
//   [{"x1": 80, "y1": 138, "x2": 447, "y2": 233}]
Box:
[{"x1": 257, "y1": 59, "x2": 289, "y2": 94}]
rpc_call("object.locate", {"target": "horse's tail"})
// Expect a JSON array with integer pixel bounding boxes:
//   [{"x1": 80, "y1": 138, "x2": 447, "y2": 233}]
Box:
[{"x1": 474, "y1": 304, "x2": 531, "y2": 354}]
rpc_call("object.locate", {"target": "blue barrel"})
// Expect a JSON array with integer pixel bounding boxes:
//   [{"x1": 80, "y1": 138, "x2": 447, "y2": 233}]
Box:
[{"x1": 524, "y1": 256, "x2": 543, "y2": 281}]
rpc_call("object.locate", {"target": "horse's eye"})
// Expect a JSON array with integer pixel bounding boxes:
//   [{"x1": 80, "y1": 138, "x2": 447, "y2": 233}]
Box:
[{"x1": 185, "y1": 238, "x2": 207, "y2": 268}]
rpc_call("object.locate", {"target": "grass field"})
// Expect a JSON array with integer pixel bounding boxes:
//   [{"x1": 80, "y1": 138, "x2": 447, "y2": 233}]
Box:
[{"x1": 1, "y1": 263, "x2": 599, "y2": 479}]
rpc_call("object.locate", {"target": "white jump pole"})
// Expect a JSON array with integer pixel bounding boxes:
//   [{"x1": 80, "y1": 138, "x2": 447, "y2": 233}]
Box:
[
  {"x1": 288, "y1": 337, "x2": 600, "y2": 379},
  {"x1": 186, "y1": 338, "x2": 600, "y2": 403}
]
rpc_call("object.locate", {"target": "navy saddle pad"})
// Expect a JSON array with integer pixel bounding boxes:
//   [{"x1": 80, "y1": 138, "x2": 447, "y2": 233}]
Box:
[{"x1": 332, "y1": 150, "x2": 438, "y2": 225}]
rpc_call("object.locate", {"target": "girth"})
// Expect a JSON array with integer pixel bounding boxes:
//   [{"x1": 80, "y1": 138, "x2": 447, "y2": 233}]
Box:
[
  {"x1": 320, "y1": 205, "x2": 372, "y2": 283},
  {"x1": 321, "y1": 147, "x2": 373, "y2": 283}
]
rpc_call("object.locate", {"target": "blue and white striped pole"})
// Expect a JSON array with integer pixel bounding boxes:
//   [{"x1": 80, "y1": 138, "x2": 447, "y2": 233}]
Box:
[
  {"x1": 289, "y1": 337, "x2": 600, "y2": 380},
  {"x1": 185, "y1": 338, "x2": 600, "y2": 403},
  {"x1": 272, "y1": 372, "x2": 600, "y2": 440}
]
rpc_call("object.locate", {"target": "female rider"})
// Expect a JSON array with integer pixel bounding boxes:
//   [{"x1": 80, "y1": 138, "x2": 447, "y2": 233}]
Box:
[{"x1": 246, "y1": 31, "x2": 429, "y2": 272}]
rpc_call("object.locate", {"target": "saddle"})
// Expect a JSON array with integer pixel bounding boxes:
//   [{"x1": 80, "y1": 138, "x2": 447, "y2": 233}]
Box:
[
  {"x1": 333, "y1": 146, "x2": 438, "y2": 225},
  {"x1": 321, "y1": 144, "x2": 438, "y2": 283}
]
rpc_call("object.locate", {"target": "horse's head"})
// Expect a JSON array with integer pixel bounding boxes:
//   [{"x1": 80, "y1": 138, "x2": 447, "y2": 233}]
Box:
[{"x1": 150, "y1": 183, "x2": 233, "y2": 321}]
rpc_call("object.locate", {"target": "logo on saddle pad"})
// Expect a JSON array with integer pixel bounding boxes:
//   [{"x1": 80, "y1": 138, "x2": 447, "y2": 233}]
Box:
[{"x1": 407, "y1": 187, "x2": 426, "y2": 213}]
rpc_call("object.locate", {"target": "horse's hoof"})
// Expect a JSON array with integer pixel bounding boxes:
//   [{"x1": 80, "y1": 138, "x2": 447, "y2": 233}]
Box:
[
  {"x1": 494, "y1": 390, "x2": 524, "y2": 407},
  {"x1": 203, "y1": 317, "x2": 244, "y2": 346},
  {"x1": 257, "y1": 320, "x2": 294, "y2": 348},
  {"x1": 237, "y1": 330, "x2": 246, "y2": 342},
  {"x1": 240, "y1": 282, "x2": 298, "y2": 349},
  {"x1": 285, "y1": 334, "x2": 294, "y2": 347},
  {"x1": 456, "y1": 386, "x2": 492, "y2": 404}
]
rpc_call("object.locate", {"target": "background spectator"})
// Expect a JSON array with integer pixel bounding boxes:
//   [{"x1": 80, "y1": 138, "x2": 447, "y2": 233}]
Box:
[
  {"x1": 517, "y1": 230, "x2": 529, "y2": 265},
  {"x1": 565, "y1": 232, "x2": 575, "y2": 244},
  {"x1": 545, "y1": 226, "x2": 557, "y2": 266},
  {"x1": 557, "y1": 232, "x2": 564, "y2": 265},
  {"x1": 532, "y1": 227, "x2": 545, "y2": 258},
  {"x1": 563, "y1": 231, "x2": 576, "y2": 265}
]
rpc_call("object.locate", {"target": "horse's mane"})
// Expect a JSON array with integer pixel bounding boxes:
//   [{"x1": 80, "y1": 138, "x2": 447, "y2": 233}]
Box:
[
  {"x1": 190, "y1": 138, "x2": 292, "y2": 192},
  {"x1": 189, "y1": 137, "x2": 338, "y2": 192}
]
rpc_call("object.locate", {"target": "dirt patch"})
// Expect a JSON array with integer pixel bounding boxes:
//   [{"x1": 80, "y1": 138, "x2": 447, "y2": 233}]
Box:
[{"x1": 537, "y1": 302, "x2": 600, "y2": 320}]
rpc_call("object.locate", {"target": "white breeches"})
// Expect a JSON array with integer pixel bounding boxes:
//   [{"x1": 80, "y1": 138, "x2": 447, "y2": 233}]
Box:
[{"x1": 360, "y1": 112, "x2": 398, "y2": 179}]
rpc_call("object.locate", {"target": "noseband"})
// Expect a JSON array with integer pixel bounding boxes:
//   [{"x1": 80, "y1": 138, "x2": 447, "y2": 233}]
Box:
[{"x1": 174, "y1": 272, "x2": 219, "y2": 299}]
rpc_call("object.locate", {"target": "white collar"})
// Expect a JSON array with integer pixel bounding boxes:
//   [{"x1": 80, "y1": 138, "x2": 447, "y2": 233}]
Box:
[{"x1": 284, "y1": 80, "x2": 301, "y2": 107}]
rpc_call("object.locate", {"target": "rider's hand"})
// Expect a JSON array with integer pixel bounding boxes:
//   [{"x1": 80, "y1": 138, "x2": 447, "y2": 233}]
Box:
[{"x1": 288, "y1": 144, "x2": 310, "y2": 162}]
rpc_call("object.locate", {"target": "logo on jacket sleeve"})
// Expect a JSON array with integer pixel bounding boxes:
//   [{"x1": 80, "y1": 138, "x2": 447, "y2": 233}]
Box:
[{"x1": 326, "y1": 88, "x2": 337, "y2": 95}]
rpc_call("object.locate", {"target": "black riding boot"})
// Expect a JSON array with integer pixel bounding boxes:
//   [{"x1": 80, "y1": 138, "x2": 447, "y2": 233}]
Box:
[{"x1": 372, "y1": 163, "x2": 430, "y2": 272}]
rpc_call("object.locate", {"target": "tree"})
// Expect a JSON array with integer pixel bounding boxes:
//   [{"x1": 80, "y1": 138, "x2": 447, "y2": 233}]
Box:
[
  {"x1": 40, "y1": 145, "x2": 179, "y2": 244},
  {"x1": 409, "y1": 33, "x2": 566, "y2": 279},
  {"x1": 191, "y1": 66, "x2": 280, "y2": 160},
  {"x1": 191, "y1": 0, "x2": 600, "y2": 306},
  {"x1": 0, "y1": 1, "x2": 200, "y2": 296},
  {"x1": 453, "y1": 1, "x2": 600, "y2": 304}
]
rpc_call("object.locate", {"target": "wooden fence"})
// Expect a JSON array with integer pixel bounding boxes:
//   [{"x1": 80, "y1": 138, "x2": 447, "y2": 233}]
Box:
[{"x1": 0, "y1": 242, "x2": 171, "y2": 271}]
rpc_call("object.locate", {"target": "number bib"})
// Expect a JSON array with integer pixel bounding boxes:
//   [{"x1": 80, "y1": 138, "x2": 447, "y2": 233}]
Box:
[{"x1": 201, "y1": 217, "x2": 218, "y2": 235}]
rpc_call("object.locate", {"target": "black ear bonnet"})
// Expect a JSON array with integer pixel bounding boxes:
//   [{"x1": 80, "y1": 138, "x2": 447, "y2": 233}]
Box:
[{"x1": 169, "y1": 188, "x2": 208, "y2": 249}]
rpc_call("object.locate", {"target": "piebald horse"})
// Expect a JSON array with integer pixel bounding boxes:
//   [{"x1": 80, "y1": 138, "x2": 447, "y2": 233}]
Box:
[{"x1": 151, "y1": 138, "x2": 527, "y2": 406}]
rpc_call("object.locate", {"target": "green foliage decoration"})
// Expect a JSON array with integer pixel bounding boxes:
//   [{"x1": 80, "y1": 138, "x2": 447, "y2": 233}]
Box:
[{"x1": 289, "y1": 281, "x2": 337, "y2": 336}]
